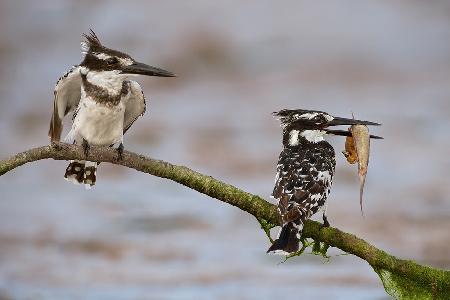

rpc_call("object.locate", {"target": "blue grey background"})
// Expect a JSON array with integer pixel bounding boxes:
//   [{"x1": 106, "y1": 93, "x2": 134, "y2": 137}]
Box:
[{"x1": 0, "y1": 1, "x2": 449, "y2": 299}]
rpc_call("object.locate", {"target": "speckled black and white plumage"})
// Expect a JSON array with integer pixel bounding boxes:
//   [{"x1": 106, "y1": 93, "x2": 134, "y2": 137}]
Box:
[
  {"x1": 267, "y1": 109, "x2": 336, "y2": 255},
  {"x1": 267, "y1": 109, "x2": 381, "y2": 254}
]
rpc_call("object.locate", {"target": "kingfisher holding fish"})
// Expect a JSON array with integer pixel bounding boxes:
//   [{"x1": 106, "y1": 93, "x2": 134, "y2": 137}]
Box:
[{"x1": 267, "y1": 109, "x2": 382, "y2": 255}]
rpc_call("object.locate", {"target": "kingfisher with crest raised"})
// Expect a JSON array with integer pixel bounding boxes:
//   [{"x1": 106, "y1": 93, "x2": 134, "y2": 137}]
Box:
[{"x1": 49, "y1": 30, "x2": 174, "y2": 188}]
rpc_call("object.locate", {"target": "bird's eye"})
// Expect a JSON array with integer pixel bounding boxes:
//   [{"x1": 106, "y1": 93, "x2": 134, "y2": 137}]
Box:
[{"x1": 106, "y1": 57, "x2": 118, "y2": 65}]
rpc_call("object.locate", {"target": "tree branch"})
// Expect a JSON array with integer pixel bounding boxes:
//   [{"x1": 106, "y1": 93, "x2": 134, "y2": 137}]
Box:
[{"x1": 1, "y1": 142, "x2": 449, "y2": 298}]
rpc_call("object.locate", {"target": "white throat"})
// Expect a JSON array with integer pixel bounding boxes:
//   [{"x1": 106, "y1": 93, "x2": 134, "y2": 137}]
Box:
[
  {"x1": 288, "y1": 129, "x2": 326, "y2": 146},
  {"x1": 86, "y1": 70, "x2": 127, "y2": 94},
  {"x1": 289, "y1": 130, "x2": 300, "y2": 146},
  {"x1": 300, "y1": 130, "x2": 326, "y2": 143}
]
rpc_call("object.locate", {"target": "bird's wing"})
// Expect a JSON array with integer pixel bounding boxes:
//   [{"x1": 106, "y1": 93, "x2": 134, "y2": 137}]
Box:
[
  {"x1": 48, "y1": 65, "x2": 82, "y2": 141},
  {"x1": 123, "y1": 80, "x2": 146, "y2": 134},
  {"x1": 272, "y1": 148, "x2": 331, "y2": 223}
]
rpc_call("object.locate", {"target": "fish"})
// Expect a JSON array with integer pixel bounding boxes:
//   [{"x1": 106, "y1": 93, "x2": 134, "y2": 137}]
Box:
[
  {"x1": 342, "y1": 124, "x2": 370, "y2": 215},
  {"x1": 342, "y1": 134, "x2": 358, "y2": 164}
]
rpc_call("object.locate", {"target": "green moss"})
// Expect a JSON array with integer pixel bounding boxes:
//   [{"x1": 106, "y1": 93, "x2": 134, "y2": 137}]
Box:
[
  {"x1": 2, "y1": 143, "x2": 450, "y2": 299},
  {"x1": 319, "y1": 243, "x2": 330, "y2": 258},
  {"x1": 375, "y1": 267, "x2": 449, "y2": 300},
  {"x1": 312, "y1": 239, "x2": 321, "y2": 254},
  {"x1": 257, "y1": 217, "x2": 276, "y2": 243},
  {"x1": 282, "y1": 238, "x2": 312, "y2": 262}
]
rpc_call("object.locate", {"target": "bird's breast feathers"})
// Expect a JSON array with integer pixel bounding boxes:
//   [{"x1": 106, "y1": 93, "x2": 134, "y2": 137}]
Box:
[
  {"x1": 272, "y1": 147, "x2": 335, "y2": 206},
  {"x1": 71, "y1": 96, "x2": 125, "y2": 145}
]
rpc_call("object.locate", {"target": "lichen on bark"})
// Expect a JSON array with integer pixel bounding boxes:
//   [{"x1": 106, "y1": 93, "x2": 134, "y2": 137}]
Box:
[{"x1": 0, "y1": 142, "x2": 449, "y2": 299}]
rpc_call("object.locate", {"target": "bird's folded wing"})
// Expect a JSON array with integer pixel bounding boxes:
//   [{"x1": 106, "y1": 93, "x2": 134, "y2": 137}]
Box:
[
  {"x1": 123, "y1": 80, "x2": 146, "y2": 134},
  {"x1": 48, "y1": 65, "x2": 82, "y2": 141}
]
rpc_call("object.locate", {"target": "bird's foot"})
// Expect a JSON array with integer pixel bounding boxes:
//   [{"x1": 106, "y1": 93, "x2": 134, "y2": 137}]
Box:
[
  {"x1": 321, "y1": 214, "x2": 330, "y2": 229},
  {"x1": 82, "y1": 139, "x2": 90, "y2": 158},
  {"x1": 50, "y1": 140, "x2": 62, "y2": 150},
  {"x1": 117, "y1": 143, "x2": 124, "y2": 161}
]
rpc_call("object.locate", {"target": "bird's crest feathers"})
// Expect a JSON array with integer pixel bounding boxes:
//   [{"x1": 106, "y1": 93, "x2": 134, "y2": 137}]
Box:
[
  {"x1": 80, "y1": 29, "x2": 130, "y2": 61},
  {"x1": 273, "y1": 109, "x2": 334, "y2": 130},
  {"x1": 81, "y1": 29, "x2": 102, "y2": 56}
]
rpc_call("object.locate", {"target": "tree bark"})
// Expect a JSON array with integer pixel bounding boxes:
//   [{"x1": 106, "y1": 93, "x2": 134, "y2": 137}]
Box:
[{"x1": 1, "y1": 142, "x2": 449, "y2": 299}]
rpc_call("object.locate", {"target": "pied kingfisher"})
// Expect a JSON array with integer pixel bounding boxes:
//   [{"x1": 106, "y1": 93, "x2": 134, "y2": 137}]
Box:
[
  {"x1": 49, "y1": 30, "x2": 174, "y2": 188},
  {"x1": 267, "y1": 109, "x2": 381, "y2": 255}
]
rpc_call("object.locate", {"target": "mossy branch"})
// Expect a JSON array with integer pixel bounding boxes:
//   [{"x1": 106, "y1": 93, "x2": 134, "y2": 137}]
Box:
[{"x1": 1, "y1": 142, "x2": 449, "y2": 299}]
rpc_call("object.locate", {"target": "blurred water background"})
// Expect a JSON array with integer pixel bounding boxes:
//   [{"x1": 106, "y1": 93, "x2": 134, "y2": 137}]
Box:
[{"x1": 0, "y1": 1, "x2": 449, "y2": 299}]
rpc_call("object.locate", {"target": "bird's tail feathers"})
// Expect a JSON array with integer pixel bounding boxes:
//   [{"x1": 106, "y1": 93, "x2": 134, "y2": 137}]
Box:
[
  {"x1": 267, "y1": 222, "x2": 302, "y2": 255},
  {"x1": 64, "y1": 160, "x2": 97, "y2": 189},
  {"x1": 83, "y1": 161, "x2": 97, "y2": 189},
  {"x1": 64, "y1": 160, "x2": 85, "y2": 184}
]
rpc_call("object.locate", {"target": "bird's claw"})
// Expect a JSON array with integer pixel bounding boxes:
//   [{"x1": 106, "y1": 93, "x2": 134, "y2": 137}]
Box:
[
  {"x1": 82, "y1": 139, "x2": 90, "y2": 158},
  {"x1": 117, "y1": 143, "x2": 124, "y2": 161},
  {"x1": 321, "y1": 215, "x2": 330, "y2": 229},
  {"x1": 50, "y1": 140, "x2": 62, "y2": 150}
]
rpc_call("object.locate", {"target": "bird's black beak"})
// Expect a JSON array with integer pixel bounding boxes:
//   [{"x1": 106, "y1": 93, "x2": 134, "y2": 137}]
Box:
[
  {"x1": 325, "y1": 129, "x2": 383, "y2": 139},
  {"x1": 122, "y1": 62, "x2": 175, "y2": 77},
  {"x1": 327, "y1": 116, "x2": 381, "y2": 127},
  {"x1": 325, "y1": 116, "x2": 382, "y2": 139}
]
